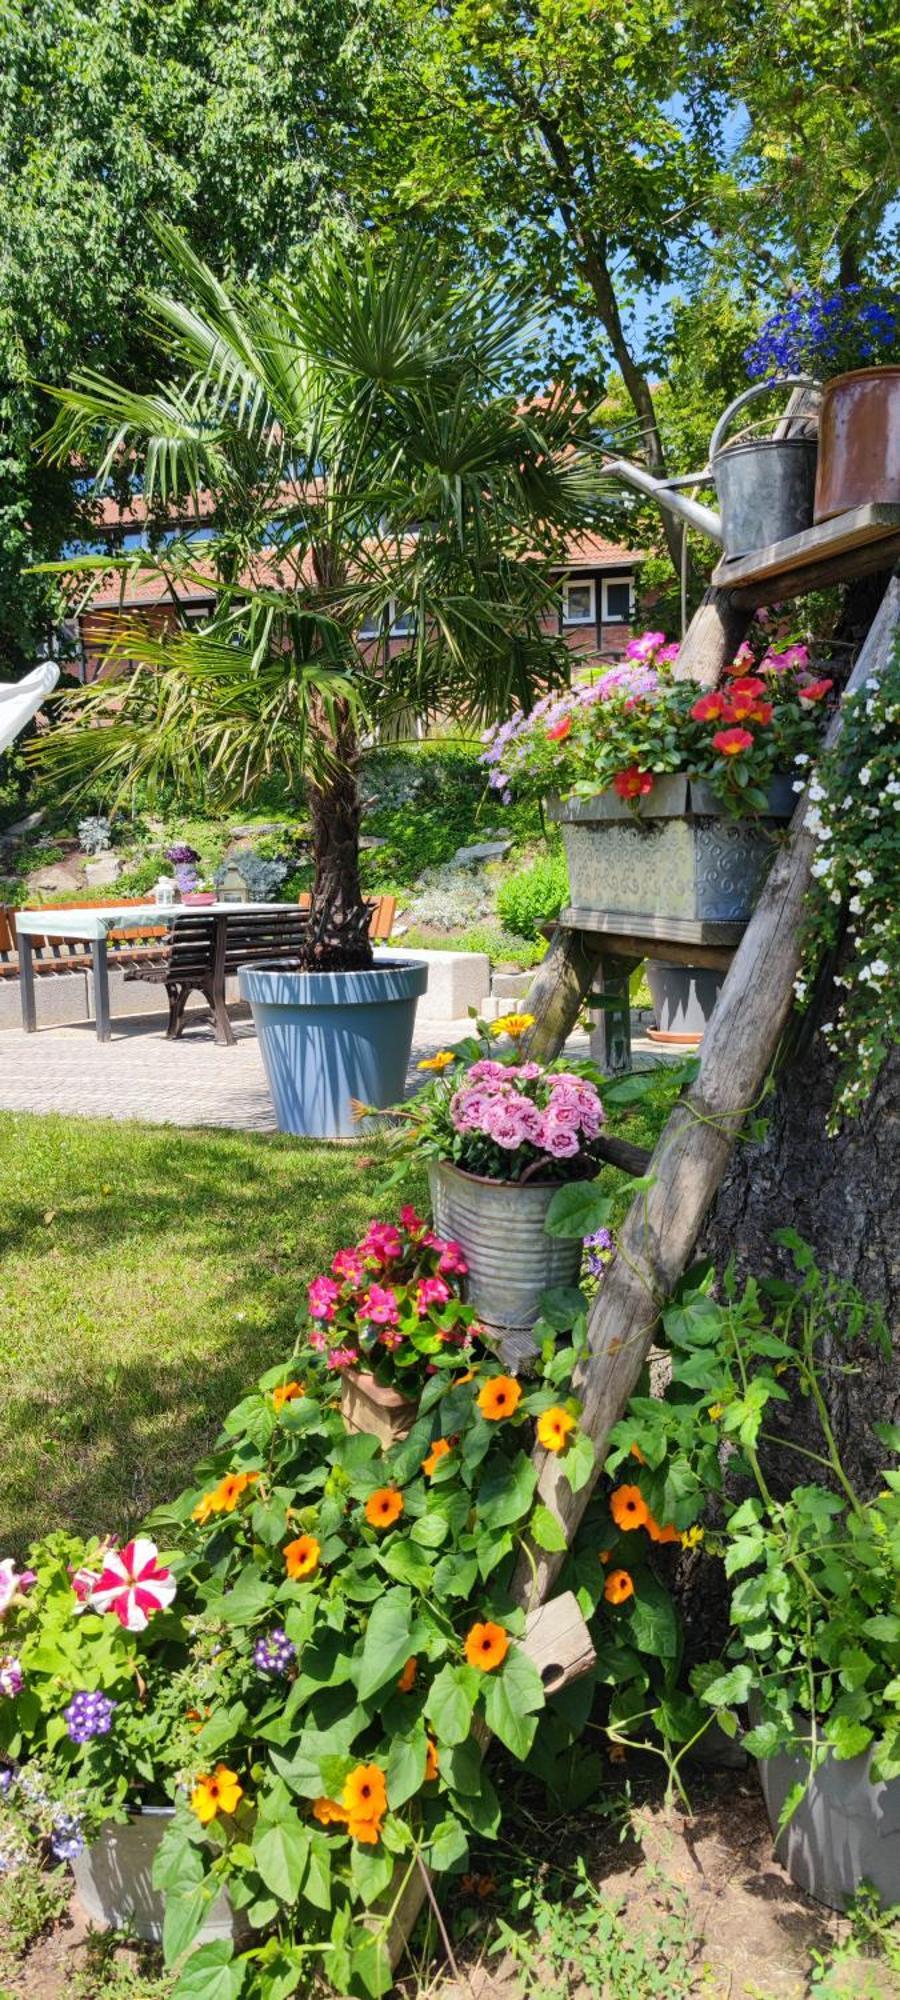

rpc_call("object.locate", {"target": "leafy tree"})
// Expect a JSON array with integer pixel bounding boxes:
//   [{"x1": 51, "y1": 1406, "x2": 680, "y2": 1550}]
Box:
[{"x1": 36, "y1": 230, "x2": 594, "y2": 966}]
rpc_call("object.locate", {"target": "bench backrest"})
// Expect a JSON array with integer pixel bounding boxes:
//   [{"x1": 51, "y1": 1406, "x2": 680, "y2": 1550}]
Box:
[
  {"x1": 297, "y1": 893, "x2": 396, "y2": 941},
  {"x1": 0, "y1": 907, "x2": 17, "y2": 960}
]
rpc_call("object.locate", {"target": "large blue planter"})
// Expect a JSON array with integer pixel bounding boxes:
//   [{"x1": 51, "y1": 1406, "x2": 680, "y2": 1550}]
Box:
[{"x1": 239, "y1": 957, "x2": 429, "y2": 1139}]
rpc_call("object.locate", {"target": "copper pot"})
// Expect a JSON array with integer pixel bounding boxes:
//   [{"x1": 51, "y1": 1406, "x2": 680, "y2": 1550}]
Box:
[{"x1": 814, "y1": 366, "x2": 900, "y2": 522}]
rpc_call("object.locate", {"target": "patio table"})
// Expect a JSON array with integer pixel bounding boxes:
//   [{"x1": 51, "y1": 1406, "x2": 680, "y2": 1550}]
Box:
[{"x1": 14, "y1": 904, "x2": 286, "y2": 1042}]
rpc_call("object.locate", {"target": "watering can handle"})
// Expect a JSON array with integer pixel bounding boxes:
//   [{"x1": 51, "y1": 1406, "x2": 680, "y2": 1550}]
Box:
[{"x1": 709, "y1": 376, "x2": 818, "y2": 464}]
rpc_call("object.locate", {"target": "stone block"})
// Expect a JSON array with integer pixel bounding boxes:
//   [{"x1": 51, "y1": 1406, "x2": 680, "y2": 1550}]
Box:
[
  {"x1": 375, "y1": 947, "x2": 489, "y2": 1020},
  {"x1": 490, "y1": 970, "x2": 532, "y2": 1000},
  {"x1": 0, "y1": 970, "x2": 91, "y2": 1030}
]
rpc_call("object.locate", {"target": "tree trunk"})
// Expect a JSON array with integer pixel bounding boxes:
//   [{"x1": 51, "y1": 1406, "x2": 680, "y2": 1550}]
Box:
[{"x1": 305, "y1": 701, "x2": 374, "y2": 971}]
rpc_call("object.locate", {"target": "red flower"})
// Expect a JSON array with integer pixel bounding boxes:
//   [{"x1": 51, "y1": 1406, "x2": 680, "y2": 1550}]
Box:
[
  {"x1": 726, "y1": 677, "x2": 766, "y2": 700},
  {"x1": 690, "y1": 692, "x2": 729, "y2": 723},
  {"x1": 798, "y1": 678, "x2": 833, "y2": 703},
  {"x1": 613, "y1": 767, "x2": 654, "y2": 800},
  {"x1": 546, "y1": 714, "x2": 573, "y2": 742},
  {"x1": 748, "y1": 700, "x2": 773, "y2": 725},
  {"x1": 712, "y1": 727, "x2": 755, "y2": 757}
]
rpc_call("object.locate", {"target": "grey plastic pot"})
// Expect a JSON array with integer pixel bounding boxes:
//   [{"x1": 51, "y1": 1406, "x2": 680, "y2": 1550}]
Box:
[
  {"x1": 70, "y1": 1806, "x2": 247, "y2": 1944},
  {"x1": 239, "y1": 956, "x2": 428, "y2": 1139},
  {"x1": 756, "y1": 1738, "x2": 900, "y2": 1911},
  {"x1": 428, "y1": 1159, "x2": 581, "y2": 1368},
  {"x1": 646, "y1": 960, "x2": 725, "y2": 1041}
]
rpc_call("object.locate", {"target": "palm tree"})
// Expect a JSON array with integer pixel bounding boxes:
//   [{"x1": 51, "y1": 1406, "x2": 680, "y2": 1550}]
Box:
[{"x1": 38, "y1": 227, "x2": 596, "y2": 968}]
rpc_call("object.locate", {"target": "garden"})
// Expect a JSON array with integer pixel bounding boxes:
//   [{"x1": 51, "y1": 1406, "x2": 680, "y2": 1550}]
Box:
[{"x1": 1, "y1": 6, "x2": 900, "y2": 1997}]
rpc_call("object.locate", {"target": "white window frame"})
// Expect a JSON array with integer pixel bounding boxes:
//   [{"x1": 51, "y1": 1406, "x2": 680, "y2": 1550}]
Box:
[
  {"x1": 561, "y1": 577, "x2": 596, "y2": 627},
  {"x1": 388, "y1": 598, "x2": 416, "y2": 637},
  {"x1": 358, "y1": 609, "x2": 382, "y2": 640},
  {"x1": 601, "y1": 577, "x2": 634, "y2": 623}
]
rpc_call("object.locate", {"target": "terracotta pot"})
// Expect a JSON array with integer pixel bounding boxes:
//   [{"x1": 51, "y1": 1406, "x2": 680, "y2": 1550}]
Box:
[
  {"x1": 340, "y1": 1369, "x2": 417, "y2": 1447},
  {"x1": 814, "y1": 366, "x2": 900, "y2": 522}
]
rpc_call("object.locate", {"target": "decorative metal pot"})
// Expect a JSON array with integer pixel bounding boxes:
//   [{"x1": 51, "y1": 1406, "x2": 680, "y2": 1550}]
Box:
[
  {"x1": 70, "y1": 1805, "x2": 248, "y2": 1944},
  {"x1": 755, "y1": 1729, "x2": 900, "y2": 1912},
  {"x1": 428, "y1": 1159, "x2": 581, "y2": 1369},
  {"x1": 814, "y1": 366, "x2": 900, "y2": 521}
]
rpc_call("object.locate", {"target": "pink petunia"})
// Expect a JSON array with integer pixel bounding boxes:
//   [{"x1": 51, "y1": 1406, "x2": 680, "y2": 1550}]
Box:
[
  {"x1": 70, "y1": 1564, "x2": 101, "y2": 1606},
  {"x1": 90, "y1": 1539, "x2": 176, "y2": 1633},
  {"x1": 308, "y1": 1275, "x2": 340, "y2": 1321}
]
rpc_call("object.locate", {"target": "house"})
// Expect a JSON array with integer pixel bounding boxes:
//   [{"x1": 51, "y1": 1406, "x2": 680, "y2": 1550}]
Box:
[{"x1": 66, "y1": 493, "x2": 644, "y2": 684}]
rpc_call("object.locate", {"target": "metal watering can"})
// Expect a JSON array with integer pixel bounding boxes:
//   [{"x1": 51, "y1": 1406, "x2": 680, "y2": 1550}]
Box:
[{"x1": 605, "y1": 377, "x2": 818, "y2": 559}]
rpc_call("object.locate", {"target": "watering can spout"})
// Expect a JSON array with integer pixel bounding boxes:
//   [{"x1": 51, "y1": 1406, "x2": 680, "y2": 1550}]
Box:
[{"x1": 603, "y1": 458, "x2": 724, "y2": 545}]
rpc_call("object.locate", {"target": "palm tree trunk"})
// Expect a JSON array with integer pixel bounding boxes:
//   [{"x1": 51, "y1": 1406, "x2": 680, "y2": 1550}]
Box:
[{"x1": 305, "y1": 701, "x2": 374, "y2": 971}]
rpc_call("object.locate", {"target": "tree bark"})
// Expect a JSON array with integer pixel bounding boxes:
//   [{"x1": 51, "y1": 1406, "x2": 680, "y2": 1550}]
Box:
[{"x1": 305, "y1": 701, "x2": 374, "y2": 970}]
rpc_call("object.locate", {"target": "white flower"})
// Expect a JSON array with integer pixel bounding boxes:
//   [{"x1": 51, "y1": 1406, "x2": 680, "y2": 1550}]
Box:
[
  {"x1": 794, "y1": 754, "x2": 810, "y2": 767},
  {"x1": 869, "y1": 959, "x2": 889, "y2": 979},
  {"x1": 792, "y1": 779, "x2": 806, "y2": 793},
  {"x1": 810, "y1": 859, "x2": 831, "y2": 879},
  {"x1": 848, "y1": 895, "x2": 863, "y2": 915},
  {"x1": 859, "y1": 766, "x2": 872, "y2": 785},
  {"x1": 856, "y1": 868, "x2": 874, "y2": 888}
]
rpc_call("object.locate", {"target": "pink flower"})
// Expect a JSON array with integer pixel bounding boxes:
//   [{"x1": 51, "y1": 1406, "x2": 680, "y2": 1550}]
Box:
[
  {"x1": 466, "y1": 1060, "x2": 510, "y2": 1085},
  {"x1": 361, "y1": 1223, "x2": 403, "y2": 1264},
  {"x1": 0, "y1": 1657, "x2": 24, "y2": 1698},
  {"x1": 308, "y1": 1275, "x2": 340, "y2": 1321},
  {"x1": 625, "y1": 630, "x2": 666, "y2": 661},
  {"x1": 416, "y1": 1276, "x2": 451, "y2": 1315},
  {"x1": 400, "y1": 1205, "x2": 427, "y2": 1237},
  {"x1": 545, "y1": 1127, "x2": 580, "y2": 1158},
  {"x1": 90, "y1": 1540, "x2": 176, "y2": 1633},
  {"x1": 331, "y1": 1247, "x2": 364, "y2": 1284},
  {"x1": 328, "y1": 1346, "x2": 358, "y2": 1369},
  {"x1": 378, "y1": 1328, "x2": 404, "y2": 1350},
  {"x1": 656, "y1": 643, "x2": 680, "y2": 665},
  {"x1": 308, "y1": 1328, "x2": 327, "y2": 1352},
  {"x1": 0, "y1": 1560, "x2": 33, "y2": 1618},
  {"x1": 731, "y1": 641, "x2": 756, "y2": 671},
  {"x1": 437, "y1": 1242, "x2": 468, "y2": 1276},
  {"x1": 70, "y1": 1560, "x2": 104, "y2": 1606},
  {"x1": 360, "y1": 1283, "x2": 400, "y2": 1326}
]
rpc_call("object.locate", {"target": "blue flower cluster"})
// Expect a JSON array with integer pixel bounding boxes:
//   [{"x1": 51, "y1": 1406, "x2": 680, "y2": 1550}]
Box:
[
  {"x1": 744, "y1": 287, "x2": 900, "y2": 381},
  {"x1": 64, "y1": 1689, "x2": 116, "y2": 1744},
  {"x1": 253, "y1": 1627, "x2": 296, "y2": 1677},
  {"x1": 50, "y1": 1811, "x2": 85, "y2": 1861}
]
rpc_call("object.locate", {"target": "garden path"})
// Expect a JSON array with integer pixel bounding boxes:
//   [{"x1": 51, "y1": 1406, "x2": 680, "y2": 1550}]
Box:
[{"x1": 0, "y1": 1011, "x2": 600, "y2": 1131}]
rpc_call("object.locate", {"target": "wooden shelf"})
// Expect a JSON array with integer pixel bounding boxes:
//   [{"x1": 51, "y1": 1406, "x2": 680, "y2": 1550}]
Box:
[
  {"x1": 712, "y1": 503, "x2": 900, "y2": 606},
  {"x1": 555, "y1": 907, "x2": 742, "y2": 971}
]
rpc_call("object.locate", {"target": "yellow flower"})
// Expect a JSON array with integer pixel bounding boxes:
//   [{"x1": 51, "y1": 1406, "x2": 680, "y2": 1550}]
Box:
[
  {"x1": 190, "y1": 1766, "x2": 243, "y2": 1824},
  {"x1": 708, "y1": 1404, "x2": 724, "y2": 1422},
  {"x1": 490, "y1": 1012, "x2": 535, "y2": 1041},
  {"x1": 273, "y1": 1380, "x2": 305, "y2": 1412},
  {"x1": 536, "y1": 1406, "x2": 575, "y2": 1453},
  {"x1": 417, "y1": 1050, "x2": 457, "y2": 1071},
  {"x1": 680, "y1": 1525, "x2": 705, "y2": 1549}
]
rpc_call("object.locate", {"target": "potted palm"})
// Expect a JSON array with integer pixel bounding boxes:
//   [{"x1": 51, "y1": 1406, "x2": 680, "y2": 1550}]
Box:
[
  {"x1": 35, "y1": 229, "x2": 593, "y2": 1136},
  {"x1": 743, "y1": 285, "x2": 900, "y2": 522}
]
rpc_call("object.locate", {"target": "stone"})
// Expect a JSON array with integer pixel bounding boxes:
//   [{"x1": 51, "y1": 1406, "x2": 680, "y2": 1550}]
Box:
[
  {"x1": 375, "y1": 945, "x2": 489, "y2": 1021},
  {"x1": 491, "y1": 970, "x2": 532, "y2": 1000},
  {"x1": 24, "y1": 856, "x2": 85, "y2": 896},
  {"x1": 0, "y1": 809, "x2": 45, "y2": 845},
  {"x1": 451, "y1": 840, "x2": 510, "y2": 866},
  {"x1": 84, "y1": 854, "x2": 122, "y2": 887}
]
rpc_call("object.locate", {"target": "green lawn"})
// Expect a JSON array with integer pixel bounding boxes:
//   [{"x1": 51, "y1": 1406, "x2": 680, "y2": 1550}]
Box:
[{"x1": 0, "y1": 1071, "x2": 681, "y2": 1559}]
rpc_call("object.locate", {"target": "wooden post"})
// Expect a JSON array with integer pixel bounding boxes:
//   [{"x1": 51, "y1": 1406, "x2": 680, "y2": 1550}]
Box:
[
  {"x1": 672, "y1": 585, "x2": 752, "y2": 688},
  {"x1": 587, "y1": 953, "x2": 640, "y2": 1074},
  {"x1": 516, "y1": 571, "x2": 900, "y2": 1594}
]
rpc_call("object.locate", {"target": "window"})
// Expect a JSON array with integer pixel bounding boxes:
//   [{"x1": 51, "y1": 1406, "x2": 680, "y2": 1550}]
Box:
[
  {"x1": 562, "y1": 578, "x2": 595, "y2": 626},
  {"x1": 602, "y1": 578, "x2": 633, "y2": 623},
  {"x1": 389, "y1": 599, "x2": 416, "y2": 637},
  {"x1": 359, "y1": 609, "x2": 382, "y2": 639}
]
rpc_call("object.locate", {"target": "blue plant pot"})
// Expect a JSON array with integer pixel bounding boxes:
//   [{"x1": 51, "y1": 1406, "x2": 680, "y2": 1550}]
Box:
[{"x1": 239, "y1": 956, "x2": 429, "y2": 1139}]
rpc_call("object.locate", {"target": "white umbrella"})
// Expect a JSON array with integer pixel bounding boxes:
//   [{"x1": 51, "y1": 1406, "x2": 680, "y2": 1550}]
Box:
[{"x1": 0, "y1": 661, "x2": 60, "y2": 757}]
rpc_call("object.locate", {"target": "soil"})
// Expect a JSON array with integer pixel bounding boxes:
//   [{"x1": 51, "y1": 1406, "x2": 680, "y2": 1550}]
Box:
[{"x1": 3, "y1": 1773, "x2": 897, "y2": 2000}]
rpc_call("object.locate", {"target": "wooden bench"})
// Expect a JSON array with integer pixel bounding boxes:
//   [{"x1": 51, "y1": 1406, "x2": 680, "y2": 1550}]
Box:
[
  {"x1": 126, "y1": 905, "x2": 312, "y2": 1045},
  {"x1": 0, "y1": 900, "x2": 168, "y2": 981},
  {"x1": 298, "y1": 893, "x2": 396, "y2": 942}
]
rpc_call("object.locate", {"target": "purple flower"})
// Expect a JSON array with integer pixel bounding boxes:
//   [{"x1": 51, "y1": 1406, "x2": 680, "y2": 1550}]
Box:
[
  {"x1": 50, "y1": 1811, "x2": 84, "y2": 1861},
  {"x1": 64, "y1": 1690, "x2": 116, "y2": 1744},
  {"x1": 0, "y1": 1659, "x2": 23, "y2": 1699},
  {"x1": 253, "y1": 1627, "x2": 296, "y2": 1677},
  {"x1": 0, "y1": 1767, "x2": 13, "y2": 1797},
  {"x1": 584, "y1": 1227, "x2": 614, "y2": 1278}
]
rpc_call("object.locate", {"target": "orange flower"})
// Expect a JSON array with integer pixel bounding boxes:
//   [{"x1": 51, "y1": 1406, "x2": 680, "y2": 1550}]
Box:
[
  {"x1": 603, "y1": 1568, "x2": 634, "y2": 1605},
  {"x1": 609, "y1": 1484, "x2": 649, "y2": 1532},
  {"x1": 397, "y1": 1656, "x2": 417, "y2": 1693},
  {"x1": 464, "y1": 1621, "x2": 509, "y2": 1672},
  {"x1": 422, "y1": 1437, "x2": 453, "y2": 1477},
  {"x1": 365, "y1": 1487, "x2": 404, "y2": 1530},
  {"x1": 477, "y1": 1375, "x2": 522, "y2": 1422},
  {"x1": 608, "y1": 1742, "x2": 627, "y2": 1763},
  {"x1": 341, "y1": 1764, "x2": 387, "y2": 1842},
  {"x1": 284, "y1": 1533, "x2": 320, "y2": 1580},
  {"x1": 190, "y1": 1765, "x2": 243, "y2": 1824},
  {"x1": 646, "y1": 1516, "x2": 680, "y2": 1545},
  {"x1": 313, "y1": 1796, "x2": 348, "y2": 1827},
  {"x1": 418, "y1": 1050, "x2": 457, "y2": 1071},
  {"x1": 630, "y1": 1442, "x2": 645, "y2": 1465},
  {"x1": 273, "y1": 1381, "x2": 304, "y2": 1412},
  {"x1": 192, "y1": 1491, "x2": 218, "y2": 1525},
  {"x1": 598, "y1": 1549, "x2": 612, "y2": 1565},
  {"x1": 425, "y1": 1738, "x2": 440, "y2": 1781},
  {"x1": 536, "y1": 1406, "x2": 575, "y2": 1453},
  {"x1": 216, "y1": 1471, "x2": 259, "y2": 1514}
]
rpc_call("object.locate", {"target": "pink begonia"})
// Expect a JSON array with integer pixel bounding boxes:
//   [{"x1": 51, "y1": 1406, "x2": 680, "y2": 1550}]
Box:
[
  {"x1": 91, "y1": 1540, "x2": 176, "y2": 1633},
  {"x1": 308, "y1": 1275, "x2": 340, "y2": 1320},
  {"x1": 361, "y1": 1223, "x2": 403, "y2": 1264},
  {"x1": 378, "y1": 1328, "x2": 404, "y2": 1350},
  {"x1": 308, "y1": 1328, "x2": 327, "y2": 1352},
  {"x1": 328, "y1": 1345, "x2": 358, "y2": 1369},
  {"x1": 359, "y1": 1283, "x2": 400, "y2": 1325},
  {"x1": 416, "y1": 1276, "x2": 451, "y2": 1315},
  {"x1": 332, "y1": 1247, "x2": 364, "y2": 1284},
  {"x1": 437, "y1": 1241, "x2": 468, "y2": 1276},
  {"x1": 0, "y1": 1560, "x2": 35, "y2": 1618},
  {"x1": 399, "y1": 1205, "x2": 427, "y2": 1236}
]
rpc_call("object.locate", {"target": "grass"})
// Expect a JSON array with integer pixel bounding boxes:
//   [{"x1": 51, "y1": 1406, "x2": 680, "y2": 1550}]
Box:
[{"x1": 0, "y1": 1115, "x2": 410, "y2": 1557}]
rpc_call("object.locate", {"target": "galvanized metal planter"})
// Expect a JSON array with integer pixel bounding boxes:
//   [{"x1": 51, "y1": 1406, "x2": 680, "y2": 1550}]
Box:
[
  {"x1": 756, "y1": 1736, "x2": 900, "y2": 1911},
  {"x1": 551, "y1": 776, "x2": 795, "y2": 929},
  {"x1": 428, "y1": 1159, "x2": 580, "y2": 1369},
  {"x1": 71, "y1": 1806, "x2": 248, "y2": 1944},
  {"x1": 340, "y1": 1369, "x2": 417, "y2": 1447}
]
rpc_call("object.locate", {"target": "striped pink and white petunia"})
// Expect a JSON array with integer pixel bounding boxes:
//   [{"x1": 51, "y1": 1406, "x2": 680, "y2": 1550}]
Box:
[{"x1": 90, "y1": 1539, "x2": 176, "y2": 1632}]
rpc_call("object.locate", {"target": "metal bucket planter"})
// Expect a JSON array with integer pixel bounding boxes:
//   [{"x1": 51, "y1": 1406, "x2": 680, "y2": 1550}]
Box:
[
  {"x1": 239, "y1": 956, "x2": 428, "y2": 1140},
  {"x1": 756, "y1": 1737, "x2": 900, "y2": 1911},
  {"x1": 70, "y1": 1805, "x2": 248, "y2": 1945},
  {"x1": 814, "y1": 366, "x2": 900, "y2": 522},
  {"x1": 646, "y1": 961, "x2": 725, "y2": 1044},
  {"x1": 340, "y1": 1369, "x2": 417, "y2": 1448},
  {"x1": 551, "y1": 776, "x2": 795, "y2": 934},
  {"x1": 428, "y1": 1159, "x2": 581, "y2": 1369}
]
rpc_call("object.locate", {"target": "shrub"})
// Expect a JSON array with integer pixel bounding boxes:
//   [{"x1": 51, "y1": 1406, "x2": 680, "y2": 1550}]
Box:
[
  {"x1": 403, "y1": 863, "x2": 496, "y2": 932},
  {"x1": 495, "y1": 852, "x2": 569, "y2": 940}
]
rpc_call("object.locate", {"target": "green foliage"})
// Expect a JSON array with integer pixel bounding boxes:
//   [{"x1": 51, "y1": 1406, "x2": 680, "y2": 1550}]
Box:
[
  {"x1": 495, "y1": 850, "x2": 568, "y2": 940},
  {"x1": 399, "y1": 923, "x2": 548, "y2": 970},
  {"x1": 0, "y1": 1853, "x2": 69, "y2": 1961},
  {"x1": 360, "y1": 742, "x2": 542, "y2": 889},
  {"x1": 492, "y1": 1858, "x2": 701, "y2": 1999}
]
